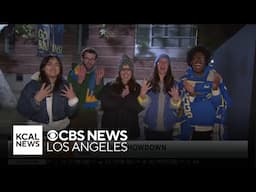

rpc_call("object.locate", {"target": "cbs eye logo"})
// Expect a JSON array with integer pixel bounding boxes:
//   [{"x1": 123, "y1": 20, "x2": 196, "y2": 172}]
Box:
[{"x1": 47, "y1": 130, "x2": 58, "y2": 141}]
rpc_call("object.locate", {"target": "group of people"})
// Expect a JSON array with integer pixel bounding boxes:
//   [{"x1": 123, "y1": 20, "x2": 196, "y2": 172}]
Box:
[{"x1": 17, "y1": 46, "x2": 232, "y2": 140}]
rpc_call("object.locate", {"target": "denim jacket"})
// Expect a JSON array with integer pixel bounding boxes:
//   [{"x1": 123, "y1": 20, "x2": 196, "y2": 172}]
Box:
[{"x1": 17, "y1": 79, "x2": 78, "y2": 124}]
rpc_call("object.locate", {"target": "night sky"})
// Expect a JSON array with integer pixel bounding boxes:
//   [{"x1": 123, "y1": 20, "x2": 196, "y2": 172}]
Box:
[{"x1": 197, "y1": 24, "x2": 245, "y2": 51}]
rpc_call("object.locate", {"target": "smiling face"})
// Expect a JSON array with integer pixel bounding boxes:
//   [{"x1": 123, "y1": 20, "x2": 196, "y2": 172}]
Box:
[
  {"x1": 120, "y1": 65, "x2": 132, "y2": 85},
  {"x1": 191, "y1": 51, "x2": 206, "y2": 74},
  {"x1": 82, "y1": 52, "x2": 97, "y2": 70},
  {"x1": 43, "y1": 57, "x2": 60, "y2": 79},
  {"x1": 157, "y1": 57, "x2": 169, "y2": 76}
]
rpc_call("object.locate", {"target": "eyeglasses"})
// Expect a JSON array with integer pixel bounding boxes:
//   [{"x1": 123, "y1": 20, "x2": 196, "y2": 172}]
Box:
[{"x1": 84, "y1": 57, "x2": 96, "y2": 61}]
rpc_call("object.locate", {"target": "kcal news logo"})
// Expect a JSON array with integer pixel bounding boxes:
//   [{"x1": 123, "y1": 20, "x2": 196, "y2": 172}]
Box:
[{"x1": 13, "y1": 125, "x2": 43, "y2": 155}]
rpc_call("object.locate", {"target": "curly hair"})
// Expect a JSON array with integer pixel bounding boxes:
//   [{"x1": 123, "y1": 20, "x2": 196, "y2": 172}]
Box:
[{"x1": 187, "y1": 46, "x2": 211, "y2": 66}]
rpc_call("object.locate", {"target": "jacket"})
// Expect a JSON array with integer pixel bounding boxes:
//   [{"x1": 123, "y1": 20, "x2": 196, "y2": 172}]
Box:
[{"x1": 17, "y1": 78, "x2": 78, "y2": 124}]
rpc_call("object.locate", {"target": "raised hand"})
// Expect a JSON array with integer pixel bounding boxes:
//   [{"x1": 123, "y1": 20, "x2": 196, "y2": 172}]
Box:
[
  {"x1": 140, "y1": 79, "x2": 152, "y2": 99},
  {"x1": 183, "y1": 80, "x2": 195, "y2": 96},
  {"x1": 61, "y1": 83, "x2": 76, "y2": 99},
  {"x1": 34, "y1": 83, "x2": 52, "y2": 103},
  {"x1": 78, "y1": 65, "x2": 86, "y2": 84},
  {"x1": 96, "y1": 67, "x2": 105, "y2": 85},
  {"x1": 212, "y1": 72, "x2": 222, "y2": 90},
  {"x1": 168, "y1": 86, "x2": 180, "y2": 102},
  {"x1": 121, "y1": 85, "x2": 130, "y2": 98}
]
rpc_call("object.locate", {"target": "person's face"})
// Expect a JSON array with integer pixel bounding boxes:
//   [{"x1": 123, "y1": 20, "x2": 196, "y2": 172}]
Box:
[
  {"x1": 44, "y1": 57, "x2": 60, "y2": 79},
  {"x1": 120, "y1": 65, "x2": 132, "y2": 85},
  {"x1": 191, "y1": 52, "x2": 206, "y2": 74},
  {"x1": 82, "y1": 52, "x2": 97, "y2": 70},
  {"x1": 157, "y1": 58, "x2": 169, "y2": 76}
]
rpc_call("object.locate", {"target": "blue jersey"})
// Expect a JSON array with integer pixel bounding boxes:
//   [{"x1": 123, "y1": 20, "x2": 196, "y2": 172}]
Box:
[{"x1": 175, "y1": 65, "x2": 232, "y2": 140}]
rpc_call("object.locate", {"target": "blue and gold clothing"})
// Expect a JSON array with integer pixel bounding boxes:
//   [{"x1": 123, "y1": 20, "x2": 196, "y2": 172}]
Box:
[{"x1": 175, "y1": 65, "x2": 232, "y2": 140}]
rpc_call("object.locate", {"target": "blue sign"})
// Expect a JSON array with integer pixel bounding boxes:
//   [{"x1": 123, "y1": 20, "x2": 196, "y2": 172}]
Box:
[{"x1": 37, "y1": 24, "x2": 64, "y2": 57}]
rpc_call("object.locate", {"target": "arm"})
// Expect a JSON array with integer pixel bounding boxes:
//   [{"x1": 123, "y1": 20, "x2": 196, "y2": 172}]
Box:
[
  {"x1": 137, "y1": 79, "x2": 152, "y2": 108},
  {"x1": 210, "y1": 88, "x2": 222, "y2": 108},
  {"x1": 137, "y1": 94, "x2": 151, "y2": 108},
  {"x1": 191, "y1": 80, "x2": 222, "y2": 108},
  {"x1": 94, "y1": 78, "x2": 104, "y2": 99},
  {"x1": 123, "y1": 86, "x2": 144, "y2": 114},
  {"x1": 65, "y1": 97, "x2": 79, "y2": 117},
  {"x1": 168, "y1": 83, "x2": 182, "y2": 109},
  {"x1": 94, "y1": 68, "x2": 105, "y2": 99},
  {"x1": 17, "y1": 82, "x2": 41, "y2": 119},
  {"x1": 61, "y1": 82, "x2": 79, "y2": 117}
]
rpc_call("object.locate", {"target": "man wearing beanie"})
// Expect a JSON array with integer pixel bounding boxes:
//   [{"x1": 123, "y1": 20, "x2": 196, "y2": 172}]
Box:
[
  {"x1": 138, "y1": 53, "x2": 181, "y2": 140},
  {"x1": 99, "y1": 54, "x2": 143, "y2": 139}
]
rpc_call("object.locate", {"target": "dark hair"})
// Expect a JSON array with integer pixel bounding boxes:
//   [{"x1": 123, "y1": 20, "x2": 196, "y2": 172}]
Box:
[
  {"x1": 187, "y1": 46, "x2": 211, "y2": 66},
  {"x1": 39, "y1": 55, "x2": 63, "y2": 92},
  {"x1": 111, "y1": 73, "x2": 139, "y2": 95},
  {"x1": 81, "y1": 47, "x2": 98, "y2": 59},
  {"x1": 151, "y1": 63, "x2": 174, "y2": 93}
]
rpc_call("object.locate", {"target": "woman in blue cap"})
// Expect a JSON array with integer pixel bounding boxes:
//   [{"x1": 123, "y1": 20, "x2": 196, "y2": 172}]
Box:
[{"x1": 137, "y1": 53, "x2": 181, "y2": 140}]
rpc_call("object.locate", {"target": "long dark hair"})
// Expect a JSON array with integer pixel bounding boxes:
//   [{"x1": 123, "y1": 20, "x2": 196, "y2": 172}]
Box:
[
  {"x1": 39, "y1": 55, "x2": 63, "y2": 92},
  {"x1": 151, "y1": 64, "x2": 174, "y2": 93},
  {"x1": 111, "y1": 73, "x2": 139, "y2": 95}
]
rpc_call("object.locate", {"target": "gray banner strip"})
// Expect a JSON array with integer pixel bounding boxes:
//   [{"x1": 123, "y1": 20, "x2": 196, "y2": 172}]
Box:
[{"x1": 74, "y1": 141, "x2": 248, "y2": 159}]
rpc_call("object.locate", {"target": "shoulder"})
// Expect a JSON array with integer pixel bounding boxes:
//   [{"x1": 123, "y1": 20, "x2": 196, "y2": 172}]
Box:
[
  {"x1": 179, "y1": 74, "x2": 188, "y2": 81},
  {"x1": 135, "y1": 82, "x2": 141, "y2": 88},
  {"x1": 61, "y1": 79, "x2": 69, "y2": 85},
  {"x1": 25, "y1": 80, "x2": 40, "y2": 88},
  {"x1": 207, "y1": 68, "x2": 222, "y2": 81},
  {"x1": 68, "y1": 63, "x2": 79, "y2": 73},
  {"x1": 134, "y1": 82, "x2": 141, "y2": 90},
  {"x1": 72, "y1": 63, "x2": 79, "y2": 69},
  {"x1": 105, "y1": 81, "x2": 115, "y2": 87},
  {"x1": 22, "y1": 80, "x2": 40, "y2": 92},
  {"x1": 102, "y1": 81, "x2": 115, "y2": 91}
]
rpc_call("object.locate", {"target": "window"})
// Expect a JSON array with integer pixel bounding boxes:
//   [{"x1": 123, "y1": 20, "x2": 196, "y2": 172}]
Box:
[
  {"x1": 78, "y1": 24, "x2": 89, "y2": 53},
  {"x1": 3, "y1": 24, "x2": 15, "y2": 55},
  {"x1": 135, "y1": 24, "x2": 197, "y2": 57}
]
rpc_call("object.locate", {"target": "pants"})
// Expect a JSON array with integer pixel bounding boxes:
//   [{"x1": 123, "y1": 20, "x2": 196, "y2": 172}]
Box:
[
  {"x1": 145, "y1": 129, "x2": 173, "y2": 140},
  {"x1": 191, "y1": 131, "x2": 213, "y2": 140}
]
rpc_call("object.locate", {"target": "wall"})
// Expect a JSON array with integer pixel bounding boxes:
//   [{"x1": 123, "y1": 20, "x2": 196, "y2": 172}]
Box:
[{"x1": 213, "y1": 24, "x2": 256, "y2": 140}]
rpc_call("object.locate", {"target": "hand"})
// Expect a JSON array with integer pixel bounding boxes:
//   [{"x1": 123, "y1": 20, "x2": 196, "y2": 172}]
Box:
[
  {"x1": 61, "y1": 83, "x2": 76, "y2": 99},
  {"x1": 212, "y1": 72, "x2": 222, "y2": 90},
  {"x1": 168, "y1": 86, "x2": 180, "y2": 102},
  {"x1": 96, "y1": 67, "x2": 105, "y2": 85},
  {"x1": 34, "y1": 83, "x2": 52, "y2": 103},
  {"x1": 140, "y1": 79, "x2": 151, "y2": 99},
  {"x1": 183, "y1": 80, "x2": 195, "y2": 96},
  {"x1": 78, "y1": 65, "x2": 86, "y2": 84}
]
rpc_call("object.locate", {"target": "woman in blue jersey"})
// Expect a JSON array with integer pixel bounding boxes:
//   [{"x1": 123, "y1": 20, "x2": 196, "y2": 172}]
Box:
[{"x1": 177, "y1": 46, "x2": 232, "y2": 140}]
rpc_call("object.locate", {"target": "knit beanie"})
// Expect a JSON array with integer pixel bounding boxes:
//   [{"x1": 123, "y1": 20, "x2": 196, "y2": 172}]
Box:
[{"x1": 119, "y1": 54, "x2": 134, "y2": 72}]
